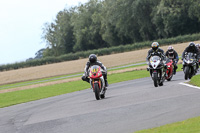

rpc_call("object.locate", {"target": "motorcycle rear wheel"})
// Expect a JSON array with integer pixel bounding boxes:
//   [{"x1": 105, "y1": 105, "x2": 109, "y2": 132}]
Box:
[{"x1": 94, "y1": 83, "x2": 100, "y2": 100}]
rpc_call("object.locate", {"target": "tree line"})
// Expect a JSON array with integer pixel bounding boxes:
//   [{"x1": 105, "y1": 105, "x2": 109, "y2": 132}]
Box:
[{"x1": 42, "y1": 0, "x2": 200, "y2": 57}]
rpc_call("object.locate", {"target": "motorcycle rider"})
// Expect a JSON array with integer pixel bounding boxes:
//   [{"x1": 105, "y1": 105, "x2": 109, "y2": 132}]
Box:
[
  {"x1": 196, "y1": 43, "x2": 200, "y2": 65},
  {"x1": 146, "y1": 42, "x2": 167, "y2": 75},
  {"x1": 82, "y1": 54, "x2": 108, "y2": 87},
  {"x1": 196, "y1": 43, "x2": 200, "y2": 51},
  {"x1": 182, "y1": 42, "x2": 199, "y2": 71},
  {"x1": 165, "y1": 46, "x2": 179, "y2": 75}
]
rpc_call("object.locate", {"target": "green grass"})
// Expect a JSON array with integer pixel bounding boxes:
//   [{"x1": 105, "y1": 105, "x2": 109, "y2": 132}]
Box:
[
  {"x1": 0, "y1": 69, "x2": 150, "y2": 108},
  {"x1": 0, "y1": 80, "x2": 90, "y2": 108},
  {"x1": 190, "y1": 74, "x2": 200, "y2": 87},
  {"x1": 135, "y1": 116, "x2": 200, "y2": 133}
]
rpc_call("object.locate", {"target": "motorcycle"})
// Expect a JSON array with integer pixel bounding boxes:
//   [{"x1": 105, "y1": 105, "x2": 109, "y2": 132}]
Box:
[
  {"x1": 182, "y1": 52, "x2": 198, "y2": 80},
  {"x1": 165, "y1": 58, "x2": 174, "y2": 81},
  {"x1": 89, "y1": 65, "x2": 106, "y2": 100},
  {"x1": 147, "y1": 53, "x2": 166, "y2": 87}
]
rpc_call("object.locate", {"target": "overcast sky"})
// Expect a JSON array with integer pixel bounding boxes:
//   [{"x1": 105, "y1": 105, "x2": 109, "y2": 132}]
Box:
[{"x1": 0, "y1": 0, "x2": 89, "y2": 65}]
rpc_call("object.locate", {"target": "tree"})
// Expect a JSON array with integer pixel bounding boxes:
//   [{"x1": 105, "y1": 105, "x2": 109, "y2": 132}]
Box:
[{"x1": 152, "y1": 0, "x2": 200, "y2": 38}]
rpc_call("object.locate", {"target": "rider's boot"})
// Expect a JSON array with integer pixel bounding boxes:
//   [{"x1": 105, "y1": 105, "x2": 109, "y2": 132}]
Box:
[
  {"x1": 173, "y1": 64, "x2": 178, "y2": 75},
  {"x1": 105, "y1": 79, "x2": 108, "y2": 87},
  {"x1": 173, "y1": 69, "x2": 176, "y2": 75}
]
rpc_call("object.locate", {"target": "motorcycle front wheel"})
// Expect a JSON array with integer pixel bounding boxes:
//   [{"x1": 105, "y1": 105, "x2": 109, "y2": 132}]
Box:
[
  {"x1": 153, "y1": 73, "x2": 158, "y2": 87},
  {"x1": 94, "y1": 83, "x2": 100, "y2": 100},
  {"x1": 184, "y1": 66, "x2": 190, "y2": 80}
]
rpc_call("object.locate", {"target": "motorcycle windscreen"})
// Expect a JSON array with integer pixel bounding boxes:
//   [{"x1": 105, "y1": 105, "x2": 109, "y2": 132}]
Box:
[{"x1": 150, "y1": 56, "x2": 161, "y2": 63}]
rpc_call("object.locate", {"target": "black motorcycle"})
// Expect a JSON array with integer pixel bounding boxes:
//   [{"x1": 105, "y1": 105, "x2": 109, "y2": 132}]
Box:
[
  {"x1": 147, "y1": 52, "x2": 166, "y2": 87},
  {"x1": 182, "y1": 52, "x2": 198, "y2": 80}
]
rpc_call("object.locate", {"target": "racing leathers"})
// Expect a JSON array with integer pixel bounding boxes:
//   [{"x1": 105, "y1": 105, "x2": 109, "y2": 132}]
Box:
[
  {"x1": 82, "y1": 60, "x2": 108, "y2": 87},
  {"x1": 165, "y1": 50, "x2": 179, "y2": 74},
  {"x1": 146, "y1": 48, "x2": 166, "y2": 62}
]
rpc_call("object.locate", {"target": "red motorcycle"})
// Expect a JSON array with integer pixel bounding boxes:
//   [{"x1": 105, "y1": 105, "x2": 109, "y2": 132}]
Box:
[
  {"x1": 165, "y1": 58, "x2": 174, "y2": 81},
  {"x1": 89, "y1": 65, "x2": 106, "y2": 100}
]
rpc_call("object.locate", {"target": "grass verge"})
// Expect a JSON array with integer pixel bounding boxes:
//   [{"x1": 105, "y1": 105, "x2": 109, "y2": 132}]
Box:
[
  {"x1": 189, "y1": 74, "x2": 200, "y2": 87},
  {"x1": 135, "y1": 116, "x2": 200, "y2": 133}
]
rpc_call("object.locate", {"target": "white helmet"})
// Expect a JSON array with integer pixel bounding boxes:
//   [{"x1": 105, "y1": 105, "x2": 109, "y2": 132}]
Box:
[
  {"x1": 167, "y1": 46, "x2": 174, "y2": 54},
  {"x1": 196, "y1": 43, "x2": 200, "y2": 49}
]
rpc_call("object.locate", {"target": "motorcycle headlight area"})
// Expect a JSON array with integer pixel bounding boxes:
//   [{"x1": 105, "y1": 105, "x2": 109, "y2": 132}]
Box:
[{"x1": 186, "y1": 59, "x2": 193, "y2": 64}]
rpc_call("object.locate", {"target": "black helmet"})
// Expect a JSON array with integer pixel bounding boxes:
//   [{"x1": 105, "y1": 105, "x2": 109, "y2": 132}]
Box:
[
  {"x1": 151, "y1": 42, "x2": 159, "y2": 51},
  {"x1": 189, "y1": 42, "x2": 195, "y2": 47},
  {"x1": 89, "y1": 54, "x2": 97, "y2": 63}
]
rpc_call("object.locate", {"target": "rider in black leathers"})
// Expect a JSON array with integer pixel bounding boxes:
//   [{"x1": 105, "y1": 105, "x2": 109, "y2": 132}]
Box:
[
  {"x1": 82, "y1": 54, "x2": 108, "y2": 87},
  {"x1": 165, "y1": 46, "x2": 179, "y2": 75},
  {"x1": 196, "y1": 43, "x2": 200, "y2": 65},
  {"x1": 182, "y1": 42, "x2": 199, "y2": 70}
]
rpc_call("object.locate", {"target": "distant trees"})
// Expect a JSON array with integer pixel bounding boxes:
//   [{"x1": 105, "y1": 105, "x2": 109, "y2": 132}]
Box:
[{"x1": 42, "y1": 0, "x2": 200, "y2": 57}]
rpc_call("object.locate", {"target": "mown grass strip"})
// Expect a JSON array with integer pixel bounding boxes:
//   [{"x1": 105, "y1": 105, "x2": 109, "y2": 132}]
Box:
[
  {"x1": 135, "y1": 116, "x2": 200, "y2": 133},
  {"x1": 0, "y1": 63, "x2": 146, "y2": 90},
  {"x1": 0, "y1": 72, "x2": 82, "y2": 90}
]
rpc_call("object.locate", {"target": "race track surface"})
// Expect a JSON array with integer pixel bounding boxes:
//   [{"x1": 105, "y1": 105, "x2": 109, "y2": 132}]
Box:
[{"x1": 0, "y1": 71, "x2": 200, "y2": 133}]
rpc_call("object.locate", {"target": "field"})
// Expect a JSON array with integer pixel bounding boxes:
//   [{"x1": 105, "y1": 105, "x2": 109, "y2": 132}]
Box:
[{"x1": 0, "y1": 41, "x2": 199, "y2": 86}]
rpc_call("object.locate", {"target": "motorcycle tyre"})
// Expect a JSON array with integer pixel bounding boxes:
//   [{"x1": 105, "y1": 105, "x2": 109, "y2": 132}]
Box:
[
  {"x1": 167, "y1": 74, "x2": 173, "y2": 81},
  {"x1": 94, "y1": 83, "x2": 100, "y2": 100},
  {"x1": 184, "y1": 66, "x2": 189, "y2": 80},
  {"x1": 153, "y1": 73, "x2": 158, "y2": 87}
]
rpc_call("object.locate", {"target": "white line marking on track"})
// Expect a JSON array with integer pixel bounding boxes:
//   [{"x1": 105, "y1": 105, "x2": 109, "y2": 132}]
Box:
[{"x1": 179, "y1": 82, "x2": 200, "y2": 90}]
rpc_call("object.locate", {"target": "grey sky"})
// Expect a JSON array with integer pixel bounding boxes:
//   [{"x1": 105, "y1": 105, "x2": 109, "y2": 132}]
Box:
[{"x1": 0, "y1": 0, "x2": 88, "y2": 65}]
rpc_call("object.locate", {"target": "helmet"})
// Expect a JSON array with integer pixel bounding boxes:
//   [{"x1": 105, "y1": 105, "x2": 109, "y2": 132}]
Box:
[
  {"x1": 151, "y1": 42, "x2": 159, "y2": 51},
  {"x1": 168, "y1": 46, "x2": 174, "y2": 53},
  {"x1": 189, "y1": 42, "x2": 195, "y2": 47},
  {"x1": 196, "y1": 43, "x2": 200, "y2": 49},
  {"x1": 89, "y1": 54, "x2": 97, "y2": 63}
]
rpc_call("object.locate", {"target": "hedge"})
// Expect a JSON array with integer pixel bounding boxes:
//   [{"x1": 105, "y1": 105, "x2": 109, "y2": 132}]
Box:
[{"x1": 1, "y1": 33, "x2": 200, "y2": 71}]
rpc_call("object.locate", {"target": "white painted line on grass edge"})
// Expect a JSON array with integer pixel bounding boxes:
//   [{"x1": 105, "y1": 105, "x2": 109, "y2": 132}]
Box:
[{"x1": 179, "y1": 82, "x2": 200, "y2": 90}]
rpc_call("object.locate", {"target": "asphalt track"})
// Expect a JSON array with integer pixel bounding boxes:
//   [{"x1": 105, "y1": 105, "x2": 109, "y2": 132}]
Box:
[{"x1": 0, "y1": 71, "x2": 200, "y2": 133}]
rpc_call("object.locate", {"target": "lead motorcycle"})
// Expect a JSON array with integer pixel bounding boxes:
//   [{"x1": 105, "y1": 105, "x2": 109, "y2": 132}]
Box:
[
  {"x1": 182, "y1": 52, "x2": 198, "y2": 80},
  {"x1": 147, "y1": 53, "x2": 166, "y2": 87},
  {"x1": 89, "y1": 65, "x2": 106, "y2": 100}
]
